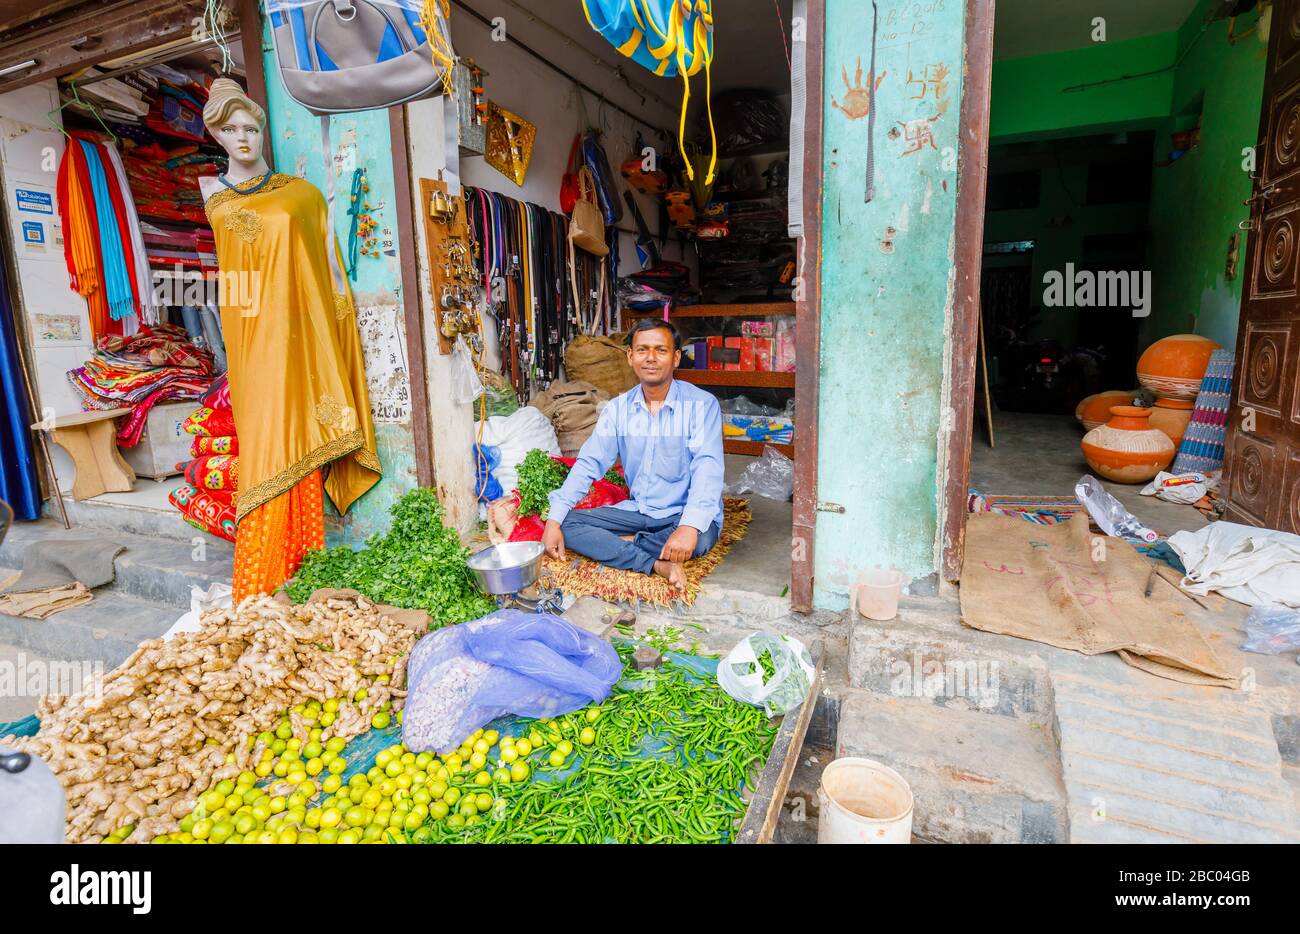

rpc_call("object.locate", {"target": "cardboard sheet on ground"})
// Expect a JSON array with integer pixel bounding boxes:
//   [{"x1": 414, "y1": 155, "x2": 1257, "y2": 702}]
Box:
[{"x1": 959, "y1": 513, "x2": 1235, "y2": 687}]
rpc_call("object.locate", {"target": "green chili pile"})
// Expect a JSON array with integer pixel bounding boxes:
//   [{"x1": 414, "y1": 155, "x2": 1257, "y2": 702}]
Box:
[{"x1": 413, "y1": 645, "x2": 777, "y2": 844}]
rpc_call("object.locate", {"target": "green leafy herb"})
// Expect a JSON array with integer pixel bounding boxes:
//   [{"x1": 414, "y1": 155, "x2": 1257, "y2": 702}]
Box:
[
  {"x1": 515, "y1": 449, "x2": 571, "y2": 519},
  {"x1": 285, "y1": 488, "x2": 495, "y2": 627}
]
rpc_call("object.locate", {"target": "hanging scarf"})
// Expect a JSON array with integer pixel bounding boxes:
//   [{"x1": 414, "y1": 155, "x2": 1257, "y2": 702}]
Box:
[
  {"x1": 100, "y1": 140, "x2": 160, "y2": 324},
  {"x1": 56, "y1": 139, "x2": 111, "y2": 338},
  {"x1": 78, "y1": 138, "x2": 136, "y2": 323}
]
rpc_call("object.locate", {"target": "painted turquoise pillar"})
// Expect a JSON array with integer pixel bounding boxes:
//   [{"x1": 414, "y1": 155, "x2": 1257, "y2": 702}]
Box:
[
  {"x1": 814, "y1": 0, "x2": 967, "y2": 608},
  {"x1": 260, "y1": 28, "x2": 419, "y2": 546}
]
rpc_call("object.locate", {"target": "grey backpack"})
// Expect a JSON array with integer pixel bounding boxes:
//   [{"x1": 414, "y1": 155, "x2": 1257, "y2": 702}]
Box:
[{"x1": 265, "y1": 0, "x2": 452, "y2": 114}]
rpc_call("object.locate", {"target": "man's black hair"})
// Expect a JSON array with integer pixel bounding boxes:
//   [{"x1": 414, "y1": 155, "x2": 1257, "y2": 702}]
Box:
[{"x1": 624, "y1": 316, "x2": 682, "y2": 351}]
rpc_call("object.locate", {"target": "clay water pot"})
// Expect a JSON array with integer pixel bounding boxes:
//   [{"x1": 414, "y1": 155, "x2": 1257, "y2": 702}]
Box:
[
  {"x1": 1147, "y1": 397, "x2": 1194, "y2": 447},
  {"x1": 1075, "y1": 390, "x2": 1138, "y2": 431},
  {"x1": 1080, "y1": 405, "x2": 1175, "y2": 483},
  {"x1": 1136, "y1": 334, "x2": 1220, "y2": 401}
]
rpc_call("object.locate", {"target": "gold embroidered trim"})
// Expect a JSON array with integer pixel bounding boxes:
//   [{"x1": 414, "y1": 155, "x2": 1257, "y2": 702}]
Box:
[
  {"x1": 204, "y1": 173, "x2": 297, "y2": 219},
  {"x1": 234, "y1": 429, "x2": 379, "y2": 523},
  {"x1": 224, "y1": 207, "x2": 263, "y2": 243},
  {"x1": 334, "y1": 292, "x2": 353, "y2": 320}
]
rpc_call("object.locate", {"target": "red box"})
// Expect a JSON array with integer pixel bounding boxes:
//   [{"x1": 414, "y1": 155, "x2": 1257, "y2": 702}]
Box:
[
  {"x1": 753, "y1": 337, "x2": 773, "y2": 371},
  {"x1": 707, "y1": 336, "x2": 724, "y2": 371},
  {"x1": 724, "y1": 336, "x2": 743, "y2": 371},
  {"x1": 738, "y1": 337, "x2": 756, "y2": 371}
]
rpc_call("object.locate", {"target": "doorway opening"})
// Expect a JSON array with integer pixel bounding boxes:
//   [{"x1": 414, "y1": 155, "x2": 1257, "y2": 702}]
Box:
[{"x1": 959, "y1": 0, "x2": 1269, "y2": 557}]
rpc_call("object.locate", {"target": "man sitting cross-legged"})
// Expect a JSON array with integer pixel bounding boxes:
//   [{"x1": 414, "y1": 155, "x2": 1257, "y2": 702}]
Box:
[{"x1": 541, "y1": 318, "x2": 724, "y2": 593}]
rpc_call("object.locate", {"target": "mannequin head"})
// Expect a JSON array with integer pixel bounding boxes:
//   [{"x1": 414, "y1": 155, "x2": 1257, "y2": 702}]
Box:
[{"x1": 203, "y1": 78, "x2": 268, "y2": 177}]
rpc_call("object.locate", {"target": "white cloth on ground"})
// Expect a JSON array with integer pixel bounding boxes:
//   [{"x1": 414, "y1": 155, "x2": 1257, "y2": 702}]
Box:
[{"x1": 1167, "y1": 521, "x2": 1300, "y2": 608}]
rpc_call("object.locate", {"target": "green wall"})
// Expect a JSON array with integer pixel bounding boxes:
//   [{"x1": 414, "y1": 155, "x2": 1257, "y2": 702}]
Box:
[
  {"x1": 1146, "y1": 0, "x2": 1266, "y2": 350},
  {"x1": 813, "y1": 0, "x2": 966, "y2": 605},
  {"x1": 261, "y1": 27, "x2": 419, "y2": 547},
  {"x1": 991, "y1": 34, "x2": 1176, "y2": 142}
]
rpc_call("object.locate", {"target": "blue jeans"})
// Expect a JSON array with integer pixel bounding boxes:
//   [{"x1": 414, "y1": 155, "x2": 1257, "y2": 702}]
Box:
[{"x1": 560, "y1": 507, "x2": 722, "y2": 574}]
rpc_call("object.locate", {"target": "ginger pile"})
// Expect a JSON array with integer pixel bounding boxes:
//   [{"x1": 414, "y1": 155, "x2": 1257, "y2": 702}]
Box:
[{"x1": 0, "y1": 591, "x2": 424, "y2": 843}]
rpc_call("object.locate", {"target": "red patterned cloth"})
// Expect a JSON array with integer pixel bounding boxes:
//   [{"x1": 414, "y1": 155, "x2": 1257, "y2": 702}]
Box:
[
  {"x1": 191, "y1": 435, "x2": 238, "y2": 457},
  {"x1": 183, "y1": 453, "x2": 238, "y2": 494},
  {"x1": 183, "y1": 406, "x2": 237, "y2": 438},
  {"x1": 169, "y1": 483, "x2": 236, "y2": 542}
]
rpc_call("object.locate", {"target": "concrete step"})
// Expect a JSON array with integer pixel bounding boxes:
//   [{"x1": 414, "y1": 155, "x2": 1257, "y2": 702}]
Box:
[
  {"x1": 44, "y1": 489, "x2": 199, "y2": 543},
  {"x1": 1050, "y1": 665, "x2": 1300, "y2": 844},
  {"x1": 848, "y1": 595, "x2": 1054, "y2": 721},
  {"x1": 834, "y1": 688, "x2": 1068, "y2": 844},
  {"x1": 1, "y1": 519, "x2": 233, "y2": 610},
  {"x1": 0, "y1": 590, "x2": 179, "y2": 673}
]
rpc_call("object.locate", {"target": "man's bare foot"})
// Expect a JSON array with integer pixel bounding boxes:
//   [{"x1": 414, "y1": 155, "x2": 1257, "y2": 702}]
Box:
[{"x1": 652, "y1": 559, "x2": 687, "y2": 593}]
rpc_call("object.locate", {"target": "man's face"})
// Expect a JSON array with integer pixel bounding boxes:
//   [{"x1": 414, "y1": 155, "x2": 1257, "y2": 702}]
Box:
[{"x1": 627, "y1": 326, "x2": 681, "y2": 388}]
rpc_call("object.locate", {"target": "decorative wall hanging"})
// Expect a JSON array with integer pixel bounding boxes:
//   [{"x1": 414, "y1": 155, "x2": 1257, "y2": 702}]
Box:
[{"x1": 485, "y1": 101, "x2": 537, "y2": 186}]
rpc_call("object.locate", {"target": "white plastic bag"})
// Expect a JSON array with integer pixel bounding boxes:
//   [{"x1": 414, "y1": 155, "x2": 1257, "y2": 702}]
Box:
[
  {"x1": 725, "y1": 445, "x2": 794, "y2": 500},
  {"x1": 717, "y1": 632, "x2": 814, "y2": 716},
  {"x1": 1140, "y1": 471, "x2": 1207, "y2": 505},
  {"x1": 479, "y1": 405, "x2": 560, "y2": 493},
  {"x1": 162, "y1": 582, "x2": 233, "y2": 641},
  {"x1": 449, "y1": 337, "x2": 484, "y2": 405}
]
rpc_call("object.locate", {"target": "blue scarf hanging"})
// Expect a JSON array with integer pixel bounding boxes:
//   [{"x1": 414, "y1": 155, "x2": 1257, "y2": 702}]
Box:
[
  {"x1": 78, "y1": 140, "x2": 136, "y2": 322},
  {"x1": 0, "y1": 257, "x2": 40, "y2": 522}
]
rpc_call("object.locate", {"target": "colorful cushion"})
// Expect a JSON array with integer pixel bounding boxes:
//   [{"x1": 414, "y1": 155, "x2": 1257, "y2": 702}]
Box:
[
  {"x1": 183, "y1": 406, "x2": 237, "y2": 438},
  {"x1": 169, "y1": 483, "x2": 236, "y2": 542},
  {"x1": 191, "y1": 435, "x2": 238, "y2": 457},
  {"x1": 183, "y1": 453, "x2": 238, "y2": 493}
]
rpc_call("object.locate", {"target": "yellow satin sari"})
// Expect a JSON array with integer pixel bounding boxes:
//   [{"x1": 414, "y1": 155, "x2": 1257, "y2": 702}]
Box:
[{"x1": 206, "y1": 172, "x2": 381, "y2": 525}]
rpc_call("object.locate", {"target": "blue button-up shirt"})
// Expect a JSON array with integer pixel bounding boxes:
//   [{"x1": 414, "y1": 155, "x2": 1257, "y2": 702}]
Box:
[{"x1": 548, "y1": 378, "x2": 725, "y2": 532}]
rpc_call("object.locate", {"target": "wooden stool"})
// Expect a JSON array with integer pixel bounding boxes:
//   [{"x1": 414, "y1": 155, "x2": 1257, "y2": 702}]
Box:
[{"x1": 32, "y1": 409, "x2": 136, "y2": 501}]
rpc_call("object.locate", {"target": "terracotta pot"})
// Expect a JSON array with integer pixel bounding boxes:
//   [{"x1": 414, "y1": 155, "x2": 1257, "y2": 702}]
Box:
[
  {"x1": 1075, "y1": 390, "x2": 1138, "y2": 431},
  {"x1": 1080, "y1": 405, "x2": 1175, "y2": 483},
  {"x1": 1136, "y1": 334, "x2": 1220, "y2": 401},
  {"x1": 1147, "y1": 398, "x2": 1194, "y2": 446}
]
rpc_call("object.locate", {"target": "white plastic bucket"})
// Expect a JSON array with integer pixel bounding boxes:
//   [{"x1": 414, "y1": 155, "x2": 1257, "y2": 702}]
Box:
[
  {"x1": 816, "y1": 757, "x2": 913, "y2": 844},
  {"x1": 852, "y1": 567, "x2": 906, "y2": 621}
]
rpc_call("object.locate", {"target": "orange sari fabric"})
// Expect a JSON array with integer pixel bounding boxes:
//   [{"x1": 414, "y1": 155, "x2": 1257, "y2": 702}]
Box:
[{"x1": 232, "y1": 469, "x2": 324, "y2": 601}]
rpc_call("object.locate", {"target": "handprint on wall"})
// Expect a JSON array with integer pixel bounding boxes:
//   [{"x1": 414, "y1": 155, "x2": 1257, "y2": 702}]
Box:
[{"x1": 832, "y1": 57, "x2": 887, "y2": 120}]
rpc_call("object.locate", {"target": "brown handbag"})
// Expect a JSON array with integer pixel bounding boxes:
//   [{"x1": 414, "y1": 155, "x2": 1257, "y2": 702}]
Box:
[{"x1": 568, "y1": 165, "x2": 609, "y2": 257}]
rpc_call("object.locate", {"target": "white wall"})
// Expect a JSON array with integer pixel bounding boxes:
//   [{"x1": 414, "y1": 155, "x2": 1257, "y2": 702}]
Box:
[{"x1": 0, "y1": 81, "x2": 91, "y2": 488}]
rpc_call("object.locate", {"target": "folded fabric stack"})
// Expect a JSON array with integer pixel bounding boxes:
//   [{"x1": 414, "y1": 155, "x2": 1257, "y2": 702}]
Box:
[
  {"x1": 66, "y1": 323, "x2": 214, "y2": 446},
  {"x1": 169, "y1": 379, "x2": 239, "y2": 543}
]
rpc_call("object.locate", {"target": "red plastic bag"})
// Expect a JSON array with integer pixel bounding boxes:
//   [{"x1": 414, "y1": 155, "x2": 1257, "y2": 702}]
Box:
[
  {"x1": 506, "y1": 459, "x2": 629, "y2": 541},
  {"x1": 508, "y1": 514, "x2": 546, "y2": 543}
]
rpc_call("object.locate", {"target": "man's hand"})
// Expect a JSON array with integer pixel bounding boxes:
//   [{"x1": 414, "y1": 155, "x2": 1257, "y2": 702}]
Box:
[
  {"x1": 659, "y1": 525, "x2": 698, "y2": 564},
  {"x1": 541, "y1": 519, "x2": 566, "y2": 560}
]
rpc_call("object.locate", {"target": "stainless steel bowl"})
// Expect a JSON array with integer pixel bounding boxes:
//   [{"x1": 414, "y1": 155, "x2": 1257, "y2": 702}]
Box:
[{"x1": 467, "y1": 541, "x2": 546, "y2": 595}]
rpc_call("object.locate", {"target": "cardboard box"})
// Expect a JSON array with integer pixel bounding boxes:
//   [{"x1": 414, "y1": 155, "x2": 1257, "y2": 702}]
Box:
[
  {"x1": 120, "y1": 401, "x2": 195, "y2": 482},
  {"x1": 724, "y1": 336, "x2": 743, "y2": 371},
  {"x1": 754, "y1": 337, "x2": 773, "y2": 371},
  {"x1": 692, "y1": 338, "x2": 709, "y2": 369},
  {"x1": 738, "y1": 337, "x2": 756, "y2": 371},
  {"x1": 706, "y1": 336, "x2": 725, "y2": 371}
]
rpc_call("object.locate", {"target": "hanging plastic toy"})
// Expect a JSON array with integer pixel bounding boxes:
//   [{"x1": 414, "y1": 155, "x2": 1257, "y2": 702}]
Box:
[{"x1": 581, "y1": 0, "x2": 717, "y2": 184}]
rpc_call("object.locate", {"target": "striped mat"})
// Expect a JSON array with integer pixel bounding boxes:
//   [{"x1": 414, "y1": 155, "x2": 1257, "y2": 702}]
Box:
[{"x1": 1172, "y1": 349, "x2": 1234, "y2": 474}]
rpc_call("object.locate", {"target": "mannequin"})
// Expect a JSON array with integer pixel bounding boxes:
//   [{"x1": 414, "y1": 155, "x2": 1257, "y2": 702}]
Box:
[{"x1": 200, "y1": 79, "x2": 381, "y2": 600}]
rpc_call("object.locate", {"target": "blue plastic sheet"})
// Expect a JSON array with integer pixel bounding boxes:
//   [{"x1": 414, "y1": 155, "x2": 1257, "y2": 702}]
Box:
[{"x1": 401, "y1": 609, "x2": 622, "y2": 753}]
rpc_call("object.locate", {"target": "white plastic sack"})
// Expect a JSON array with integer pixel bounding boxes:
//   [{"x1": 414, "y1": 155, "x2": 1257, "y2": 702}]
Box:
[
  {"x1": 162, "y1": 582, "x2": 233, "y2": 641},
  {"x1": 1140, "y1": 471, "x2": 1207, "y2": 505},
  {"x1": 449, "y1": 337, "x2": 484, "y2": 405},
  {"x1": 1167, "y1": 521, "x2": 1300, "y2": 608},
  {"x1": 717, "y1": 632, "x2": 814, "y2": 716},
  {"x1": 479, "y1": 405, "x2": 560, "y2": 494}
]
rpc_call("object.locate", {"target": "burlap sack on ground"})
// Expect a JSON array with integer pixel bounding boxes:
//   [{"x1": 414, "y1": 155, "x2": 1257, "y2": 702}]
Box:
[
  {"x1": 960, "y1": 512, "x2": 1235, "y2": 687},
  {"x1": 564, "y1": 335, "x2": 637, "y2": 398}
]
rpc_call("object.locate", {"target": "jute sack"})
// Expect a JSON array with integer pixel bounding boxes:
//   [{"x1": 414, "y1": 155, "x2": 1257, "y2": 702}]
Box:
[
  {"x1": 960, "y1": 512, "x2": 1236, "y2": 687},
  {"x1": 564, "y1": 335, "x2": 637, "y2": 397}
]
